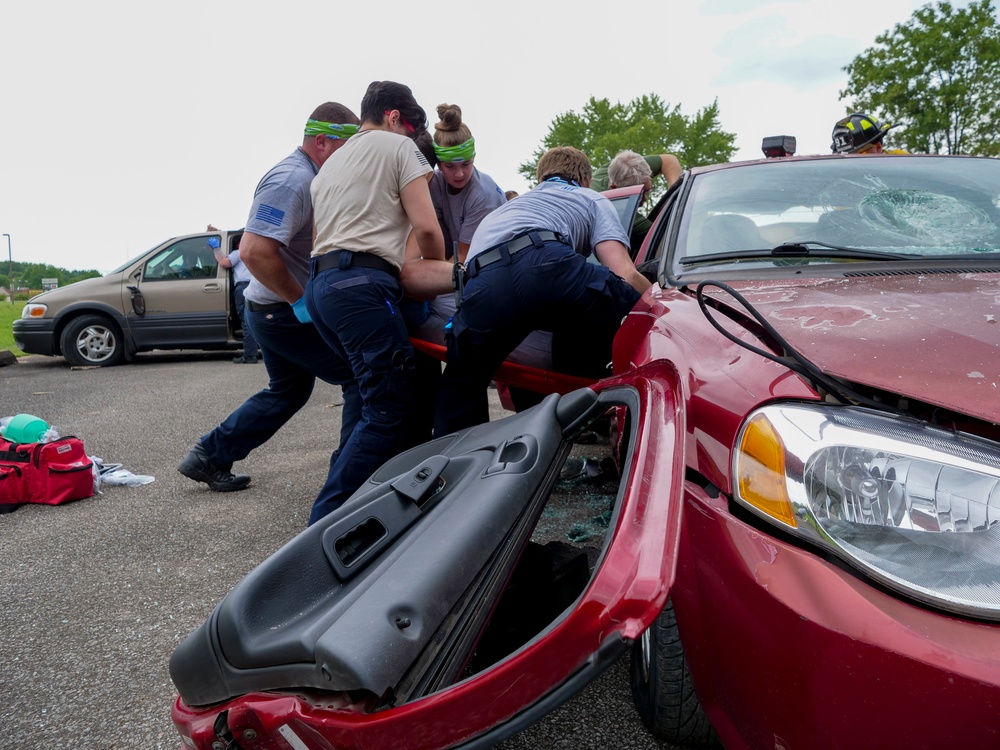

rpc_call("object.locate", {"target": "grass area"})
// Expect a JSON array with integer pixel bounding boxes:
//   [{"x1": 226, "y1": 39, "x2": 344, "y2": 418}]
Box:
[{"x1": 0, "y1": 301, "x2": 27, "y2": 355}]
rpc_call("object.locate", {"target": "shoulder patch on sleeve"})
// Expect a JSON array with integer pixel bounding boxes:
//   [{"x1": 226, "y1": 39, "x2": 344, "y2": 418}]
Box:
[{"x1": 254, "y1": 204, "x2": 286, "y2": 227}]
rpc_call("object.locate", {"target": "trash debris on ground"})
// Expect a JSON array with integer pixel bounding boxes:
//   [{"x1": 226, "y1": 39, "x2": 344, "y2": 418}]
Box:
[
  {"x1": 91, "y1": 457, "x2": 155, "y2": 491},
  {"x1": 558, "y1": 456, "x2": 618, "y2": 484}
]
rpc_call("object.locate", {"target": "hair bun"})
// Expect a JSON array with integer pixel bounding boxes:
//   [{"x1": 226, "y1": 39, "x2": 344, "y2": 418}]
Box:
[{"x1": 435, "y1": 103, "x2": 463, "y2": 132}]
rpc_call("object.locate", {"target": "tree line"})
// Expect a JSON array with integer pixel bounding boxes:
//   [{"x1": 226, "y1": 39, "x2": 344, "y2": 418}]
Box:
[
  {"x1": 2, "y1": 262, "x2": 101, "y2": 293},
  {"x1": 521, "y1": 0, "x2": 997, "y2": 182}
]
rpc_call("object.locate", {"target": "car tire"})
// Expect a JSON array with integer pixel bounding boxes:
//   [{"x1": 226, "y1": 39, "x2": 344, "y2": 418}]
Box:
[
  {"x1": 630, "y1": 599, "x2": 721, "y2": 748},
  {"x1": 60, "y1": 314, "x2": 124, "y2": 367}
]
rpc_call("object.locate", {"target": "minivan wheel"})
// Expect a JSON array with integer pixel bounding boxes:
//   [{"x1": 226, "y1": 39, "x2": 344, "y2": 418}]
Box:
[
  {"x1": 60, "y1": 314, "x2": 124, "y2": 367},
  {"x1": 630, "y1": 599, "x2": 721, "y2": 748}
]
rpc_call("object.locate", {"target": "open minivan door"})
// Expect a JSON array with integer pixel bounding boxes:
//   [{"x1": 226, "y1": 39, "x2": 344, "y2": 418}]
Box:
[{"x1": 170, "y1": 365, "x2": 684, "y2": 750}]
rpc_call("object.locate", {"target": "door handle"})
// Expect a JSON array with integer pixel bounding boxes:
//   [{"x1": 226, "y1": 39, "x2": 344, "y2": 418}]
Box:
[
  {"x1": 202, "y1": 283, "x2": 221, "y2": 292},
  {"x1": 484, "y1": 435, "x2": 539, "y2": 476}
]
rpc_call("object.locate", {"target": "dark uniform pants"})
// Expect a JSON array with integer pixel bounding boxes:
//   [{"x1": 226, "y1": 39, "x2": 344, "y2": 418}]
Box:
[
  {"x1": 199, "y1": 302, "x2": 360, "y2": 490},
  {"x1": 304, "y1": 261, "x2": 418, "y2": 525},
  {"x1": 434, "y1": 236, "x2": 640, "y2": 436}
]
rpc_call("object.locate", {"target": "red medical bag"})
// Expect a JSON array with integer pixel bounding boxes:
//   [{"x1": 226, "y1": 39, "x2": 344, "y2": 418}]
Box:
[{"x1": 0, "y1": 437, "x2": 94, "y2": 511}]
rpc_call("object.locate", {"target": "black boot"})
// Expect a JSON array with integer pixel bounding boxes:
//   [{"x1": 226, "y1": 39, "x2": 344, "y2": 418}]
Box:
[{"x1": 177, "y1": 444, "x2": 251, "y2": 492}]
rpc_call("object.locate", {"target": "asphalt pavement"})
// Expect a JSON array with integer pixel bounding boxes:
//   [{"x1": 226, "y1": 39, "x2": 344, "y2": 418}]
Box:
[{"x1": 0, "y1": 352, "x2": 675, "y2": 750}]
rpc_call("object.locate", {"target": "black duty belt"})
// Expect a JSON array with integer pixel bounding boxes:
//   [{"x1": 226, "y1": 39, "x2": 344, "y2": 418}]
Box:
[
  {"x1": 313, "y1": 250, "x2": 399, "y2": 278},
  {"x1": 246, "y1": 300, "x2": 289, "y2": 313},
  {"x1": 467, "y1": 230, "x2": 564, "y2": 276}
]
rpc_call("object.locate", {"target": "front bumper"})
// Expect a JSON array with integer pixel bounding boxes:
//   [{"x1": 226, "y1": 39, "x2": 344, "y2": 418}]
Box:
[
  {"x1": 11, "y1": 318, "x2": 58, "y2": 356},
  {"x1": 674, "y1": 483, "x2": 1000, "y2": 750}
]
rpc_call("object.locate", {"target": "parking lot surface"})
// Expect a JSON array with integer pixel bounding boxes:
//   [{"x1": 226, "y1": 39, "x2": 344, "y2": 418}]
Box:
[{"x1": 0, "y1": 353, "x2": 671, "y2": 749}]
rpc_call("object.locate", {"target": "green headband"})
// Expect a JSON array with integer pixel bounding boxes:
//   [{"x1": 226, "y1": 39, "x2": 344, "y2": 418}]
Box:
[
  {"x1": 433, "y1": 137, "x2": 476, "y2": 163},
  {"x1": 304, "y1": 119, "x2": 360, "y2": 139}
]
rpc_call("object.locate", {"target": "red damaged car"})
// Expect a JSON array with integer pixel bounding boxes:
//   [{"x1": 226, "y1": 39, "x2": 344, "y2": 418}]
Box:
[{"x1": 170, "y1": 150, "x2": 1000, "y2": 749}]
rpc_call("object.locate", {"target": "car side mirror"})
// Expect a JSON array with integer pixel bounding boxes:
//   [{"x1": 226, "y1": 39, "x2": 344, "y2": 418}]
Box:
[{"x1": 127, "y1": 285, "x2": 146, "y2": 316}]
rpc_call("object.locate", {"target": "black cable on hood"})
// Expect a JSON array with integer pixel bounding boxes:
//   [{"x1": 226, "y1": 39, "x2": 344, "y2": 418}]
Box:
[{"x1": 695, "y1": 279, "x2": 903, "y2": 416}]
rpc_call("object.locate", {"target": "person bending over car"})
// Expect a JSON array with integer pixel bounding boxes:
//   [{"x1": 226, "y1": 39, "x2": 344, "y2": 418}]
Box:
[
  {"x1": 590, "y1": 150, "x2": 682, "y2": 193},
  {"x1": 434, "y1": 146, "x2": 651, "y2": 436},
  {"x1": 400, "y1": 103, "x2": 556, "y2": 437},
  {"x1": 606, "y1": 149, "x2": 681, "y2": 253}
]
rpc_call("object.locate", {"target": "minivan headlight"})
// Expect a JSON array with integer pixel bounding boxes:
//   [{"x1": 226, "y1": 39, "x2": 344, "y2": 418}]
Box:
[
  {"x1": 735, "y1": 404, "x2": 1000, "y2": 620},
  {"x1": 22, "y1": 303, "x2": 48, "y2": 318}
]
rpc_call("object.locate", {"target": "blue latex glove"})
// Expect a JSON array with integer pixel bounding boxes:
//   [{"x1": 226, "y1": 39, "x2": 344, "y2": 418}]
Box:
[{"x1": 291, "y1": 296, "x2": 312, "y2": 324}]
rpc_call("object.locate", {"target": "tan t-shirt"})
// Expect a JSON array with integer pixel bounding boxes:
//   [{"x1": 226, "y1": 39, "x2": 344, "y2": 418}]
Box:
[{"x1": 310, "y1": 129, "x2": 431, "y2": 269}]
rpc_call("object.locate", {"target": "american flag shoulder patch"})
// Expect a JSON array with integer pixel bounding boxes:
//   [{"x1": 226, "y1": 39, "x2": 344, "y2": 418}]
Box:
[{"x1": 255, "y1": 204, "x2": 286, "y2": 227}]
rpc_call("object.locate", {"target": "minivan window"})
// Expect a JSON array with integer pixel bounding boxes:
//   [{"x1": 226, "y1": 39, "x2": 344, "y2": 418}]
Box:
[{"x1": 144, "y1": 237, "x2": 220, "y2": 281}]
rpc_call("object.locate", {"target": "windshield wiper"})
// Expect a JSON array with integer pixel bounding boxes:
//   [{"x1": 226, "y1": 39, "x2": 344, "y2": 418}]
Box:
[
  {"x1": 694, "y1": 280, "x2": 907, "y2": 417},
  {"x1": 679, "y1": 241, "x2": 916, "y2": 265}
]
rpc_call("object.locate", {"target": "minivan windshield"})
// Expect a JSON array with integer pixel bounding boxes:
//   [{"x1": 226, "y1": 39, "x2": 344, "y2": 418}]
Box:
[{"x1": 107, "y1": 239, "x2": 180, "y2": 275}]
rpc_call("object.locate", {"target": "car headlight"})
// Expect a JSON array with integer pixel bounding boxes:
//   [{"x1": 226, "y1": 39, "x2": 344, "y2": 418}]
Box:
[
  {"x1": 22, "y1": 303, "x2": 47, "y2": 318},
  {"x1": 734, "y1": 404, "x2": 1000, "y2": 620}
]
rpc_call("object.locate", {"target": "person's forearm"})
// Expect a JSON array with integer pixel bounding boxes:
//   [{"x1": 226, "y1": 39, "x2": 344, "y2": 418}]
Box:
[
  {"x1": 399, "y1": 178, "x2": 446, "y2": 261},
  {"x1": 659, "y1": 154, "x2": 683, "y2": 187},
  {"x1": 413, "y1": 226, "x2": 445, "y2": 262},
  {"x1": 400, "y1": 258, "x2": 452, "y2": 300},
  {"x1": 594, "y1": 240, "x2": 652, "y2": 294},
  {"x1": 246, "y1": 257, "x2": 303, "y2": 302},
  {"x1": 240, "y1": 235, "x2": 304, "y2": 302},
  {"x1": 624, "y1": 268, "x2": 652, "y2": 293},
  {"x1": 214, "y1": 249, "x2": 233, "y2": 268}
]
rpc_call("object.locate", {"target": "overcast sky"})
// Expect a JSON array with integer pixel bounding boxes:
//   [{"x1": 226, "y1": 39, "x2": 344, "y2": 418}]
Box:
[{"x1": 2, "y1": 0, "x2": 939, "y2": 274}]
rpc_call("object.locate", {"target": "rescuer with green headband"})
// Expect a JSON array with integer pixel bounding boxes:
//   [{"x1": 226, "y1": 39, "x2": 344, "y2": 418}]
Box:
[
  {"x1": 426, "y1": 103, "x2": 508, "y2": 262},
  {"x1": 304, "y1": 119, "x2": 361, "y2": 140},
  {"x1": 176, "y1": 101, "x2": 362, "y2": 497},
  {"x1": 433, "y1": 137, "x2": 476, "y2": 163},
  {"x1": 398, "y1": 102, "x2": 512, "y2": 442}
]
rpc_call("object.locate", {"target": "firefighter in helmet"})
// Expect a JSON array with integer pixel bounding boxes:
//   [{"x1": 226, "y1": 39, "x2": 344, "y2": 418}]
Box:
[{"x1": 831, "y1": 112, "x2": 896, "y2": 154}]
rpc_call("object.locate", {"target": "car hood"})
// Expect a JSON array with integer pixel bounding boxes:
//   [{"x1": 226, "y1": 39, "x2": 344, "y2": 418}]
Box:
[
  {"x1": 28, "y1": 273, "x2": 119, "y2": 303},
  {"x1": 720, "y1": 272, "x2": 1000, "y2": 423}
]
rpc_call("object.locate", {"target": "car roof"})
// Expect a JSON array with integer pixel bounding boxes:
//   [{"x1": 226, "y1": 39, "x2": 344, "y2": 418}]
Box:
[{"x1": 688, "y1": 151, "x2": 993, "y2": 177}]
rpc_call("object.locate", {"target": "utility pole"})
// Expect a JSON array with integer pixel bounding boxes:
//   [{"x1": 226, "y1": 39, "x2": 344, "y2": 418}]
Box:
[{"x1": 2, "y1": 234, "x2": 10, "y2": 304}]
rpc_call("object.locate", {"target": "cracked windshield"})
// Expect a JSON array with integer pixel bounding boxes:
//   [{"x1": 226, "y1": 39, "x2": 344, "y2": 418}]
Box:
[{"x1": 677, "y1": 156, "x2": 1000, "y2": 267}]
